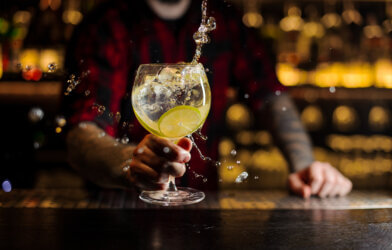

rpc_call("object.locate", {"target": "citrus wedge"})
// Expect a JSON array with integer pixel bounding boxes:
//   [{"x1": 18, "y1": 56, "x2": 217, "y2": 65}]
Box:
[{"x1": 158, "y1": 105, "x2": 202, "y2": 138}]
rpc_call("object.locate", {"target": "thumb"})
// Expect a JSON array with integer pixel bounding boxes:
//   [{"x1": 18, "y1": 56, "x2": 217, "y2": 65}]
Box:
[
  {"x1": 288, "y1": 173, "x2": 311, "y2": 198},
  {"x1": 177, "y1": 137, "x2": 192, "y2": 152}
]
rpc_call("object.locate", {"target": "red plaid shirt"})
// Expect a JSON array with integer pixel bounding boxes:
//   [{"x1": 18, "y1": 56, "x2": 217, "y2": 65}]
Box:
[{"x1": 64, "y1": 0, "x2": 285, "y2": 190}]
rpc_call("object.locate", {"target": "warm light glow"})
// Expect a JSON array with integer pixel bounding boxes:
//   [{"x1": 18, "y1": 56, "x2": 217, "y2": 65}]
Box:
[
  {"x1": 226, "y1": 104, "x2": 252, "y2": 129},
  {"x1": 342, "y1": 9, "x2": 362, "y2": 25},
  {"x1": 302, "y1": 22, "x2": 325, "y2": 38},
  {"x1": 40, "y1": 49, "x2": 60, "y2": 72},
  {"x1": 236, "y1": 131, "x2": 253, "y2": 145},
  {"x1": 20, "y1": 49, "x2": 40, "y2": 68},
  {"x1": 276, "y1": 63, "x2": 305, "y2": 86},
  {"x1": 363, "y1": 25, "x2": 383, "y2": 39},
  {"x1": 219, "y1": 138, "x2": 235, "y2": 157},
  {"x1": 243, "y1": 12, "x2": 263, "y2": 28},
  {"x1": 321, "y1": 13, "x2": 342, "y2": 28},
  {"x1": 13, "y1": 11, "x2": 32, "y2": 25},
  {"x1": 55, "y1": 127, "x2": 62, "y2": 133},
  {"x1": 369, "y1": 106, "x2": 390, "y2": 131},
  {"x1": 341, "y1": 62, "x2": 373, "y2": 88},
  {"x1": 63, "y1": 10, "x2": 83, "y2": 25},
  {"x1": 280, "y1": 16, "x2": 304, "y2": 32},
  {"x1": 254, "y1": 131, "x2": 271, "y2": 146},
  {"x1": 332, "y1": 106, "x2": 358, "y2": 131},
  {"x1": 374, "y1": 59, "x2": 392, "y2": 88},
  {"x1": 301, "y1": 105, "x2": 323, "y2": 131}
]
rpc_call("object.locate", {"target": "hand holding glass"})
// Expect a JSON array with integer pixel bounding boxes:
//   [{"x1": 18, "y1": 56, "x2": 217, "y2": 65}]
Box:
[{"x1": 131, "y1": 63, "x2": 211, "y2": 206}]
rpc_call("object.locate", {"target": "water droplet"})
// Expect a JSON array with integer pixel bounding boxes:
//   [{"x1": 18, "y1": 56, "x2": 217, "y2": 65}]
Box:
[
  {"x1": 33, "y1": 141, "x2": 41, "y2": 149},
  {"x1": 254, "y1": 176, "x2": 259, "y2": 180},
  {"x1": 28, "y1": 107, "x2": 44, "y2": 123},
  {"x1": 203, "y1": 178, "x2": 208, "y2": 182},
  {"x1": 230, "y1": 149, "x2": 237, "y2": 156},
  {"x1": 121, "y1": 137, "x2": 129, "y2": 144},
  {"x1": 329, "y1": 87, "x2": 336, "y2": 93},
  {"x1": 235, "y1": 172, "x2": 249, "y2": 183},
  {"x1": 98, "y1": 132, "x2": 106, "y2": 138},
  {"x1": 282, "y1": 107, "x2": 287, "y2": 111},
  {"x1": 207, "y1": 17, "x2": 217, "y2": 31},
  {"x1": 244, "y1": 93, "x2": 249, "y2": 99},
  {"x1": 137, "y1": 147, "x2": 144, "y2": 154},
  {"x1": 2, "y1": 180, "x2": 12, "y2": 192},
  {"x1": 275, "y1": 90, "x2": 281, "y2": 96},
  {"x1": 113, "y1": 142, "x2": 119, "y2": 146},
  {"x1": 92, "y1": 103, "x2": 106, "y2": 115},
  {"x1": 215, "y1": 161, "x2": 222, "y2": 167},
  {"x1": 47, "y1": 62, "x2": 57, "y2": 72},
  {"x1": 85, "y1": 90, "x2": 91, "y2": 96},
  {"x1": 123, "y1": 165, "x2": 130, "y2": 173},
  {"x1": 163, "y1": 147, "x2": 170, "y2": 154},
  {"x1": 236, "y1": 160, "x2": 241, "y2": 164},
  {"x1": 55, "y1": 116, "x2": 66, "y2": 127},
  {"x1": 227, "y1": 165, "x2": 234, "y2": 171},
  {"x1": 108, "y1": 112, "x2": 114, "y2": 118}
]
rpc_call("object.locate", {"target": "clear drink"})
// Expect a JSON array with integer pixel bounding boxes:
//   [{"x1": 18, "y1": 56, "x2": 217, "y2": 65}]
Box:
[{"x1": 131, "y1": 63, "x2": 211, "y2": 206}]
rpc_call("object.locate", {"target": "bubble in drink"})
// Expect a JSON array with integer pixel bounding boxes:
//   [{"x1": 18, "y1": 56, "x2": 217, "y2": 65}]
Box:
[
  {"x1": 47, "y1": 63, "x2": 57, "y2": 72},
  {"x1": 235, "y1": 172, "x2": 248, "y2": 183},
  {"x1": 227, "y1": 165, "x2": 234, "y2": 170},
  {"x1": 28, "y1": 107, "x2": 44, "y2": 123},
  {"x1": 230, "y1": 149, "x2": 237, "y2": 156}
]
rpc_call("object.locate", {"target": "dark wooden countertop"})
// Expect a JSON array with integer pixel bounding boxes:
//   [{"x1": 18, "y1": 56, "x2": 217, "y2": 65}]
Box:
[{"x1": 1, "y1": 189, "x2": 392, "y2": 249}]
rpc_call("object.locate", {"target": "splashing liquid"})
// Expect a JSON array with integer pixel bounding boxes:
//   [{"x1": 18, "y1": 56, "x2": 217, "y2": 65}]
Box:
[
  {"x1": 192, "y1": 0, "x2": 216, "y2": 63},
  {"x1": 188, "y1": 135, "x2": 221, "y2": 167}
]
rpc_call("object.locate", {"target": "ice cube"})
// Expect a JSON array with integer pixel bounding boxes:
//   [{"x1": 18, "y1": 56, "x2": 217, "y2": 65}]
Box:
[{"x1": 157, "y1": 67, "x2": 181, "y2": 83}]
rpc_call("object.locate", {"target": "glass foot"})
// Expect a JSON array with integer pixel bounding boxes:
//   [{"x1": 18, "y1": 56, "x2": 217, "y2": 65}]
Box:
[{"x1": 139, "y1": 187, "x2": 205, "y2": 206}]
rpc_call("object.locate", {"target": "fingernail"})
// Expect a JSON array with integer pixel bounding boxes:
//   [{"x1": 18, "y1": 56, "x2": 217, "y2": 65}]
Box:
[{"x1": 180, "y1": 150, "x2": 191, "y2": 162}]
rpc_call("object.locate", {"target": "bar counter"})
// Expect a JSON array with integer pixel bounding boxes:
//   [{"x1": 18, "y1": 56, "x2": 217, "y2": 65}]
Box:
[{"x1": 1, "y1": 189, "x2": 392, "y2": 249}]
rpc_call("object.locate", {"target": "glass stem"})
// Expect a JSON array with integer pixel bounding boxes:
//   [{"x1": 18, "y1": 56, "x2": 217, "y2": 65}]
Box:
[{"x1": 168, "y1": 175, "x2": 178, "y2": 191}]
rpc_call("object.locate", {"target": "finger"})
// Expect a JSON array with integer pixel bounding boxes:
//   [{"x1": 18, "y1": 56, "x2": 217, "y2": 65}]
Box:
[
  {"x1": 133, "y1": 146, "x2": 186, "y2": 178},
  {"x1": 329, "y1": 176, "x2": 346, "y2": 197},
  {"x1": 130, "y1": 159, "x2": 159, "y2": 181},
  {"x1": 338, "y1": 178, "x2": 352, "y2": 197},
  {"x1": 309, "y1": 163, "x2": 324, "y2": 194},
  {"x1": 131, "y1": 173, "x2": 168, "y2": 191},
  {"x1": 177, "y1": 137, "x2": 192, "y2": 152},
  {"x1": 133, "y1": 146, "x2": 167, "y2": 171},
  {"x1": 318, "y1": 169, "x2": 336, "y2": 198},
  {"x1": 288, "y1": 173, "x2": 311, "y2": 198},
  {"x1": 144, "y1": 135, "x2": 191, "y2": 163}
]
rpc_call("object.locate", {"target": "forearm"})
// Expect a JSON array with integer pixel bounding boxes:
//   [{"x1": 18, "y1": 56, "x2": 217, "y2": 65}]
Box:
[
  {"x1": 66, "y1": 122, "x2": 135, "y2": 189},
  {"x1": 265, "y1": 93, "x2": 314, "y2": 172}
]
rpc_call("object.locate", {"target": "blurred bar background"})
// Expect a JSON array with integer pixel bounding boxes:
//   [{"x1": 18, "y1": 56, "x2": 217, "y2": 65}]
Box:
[{"x1": 1, "y1": 0, "x2": 392, "y2": 190}]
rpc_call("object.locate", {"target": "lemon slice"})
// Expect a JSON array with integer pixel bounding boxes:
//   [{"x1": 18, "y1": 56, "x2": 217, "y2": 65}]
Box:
[{"x1": 158, "y1": 105, "x2": 201, "y2": 138}]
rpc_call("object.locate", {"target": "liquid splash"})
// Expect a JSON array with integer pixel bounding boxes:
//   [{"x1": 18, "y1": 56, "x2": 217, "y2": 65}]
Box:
[
  {"x1": 188, "y1": 135, "x2": 221, "y2": 167},
  {"x1": 235, "y1": 172, "x2": 248, "y2": 183},
  {"x1": 64, "y1": 74, "x2": 81, "y2": 96},
  {"x1": 192, "y1": 0, "x2": 217, "y2": 63}
]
